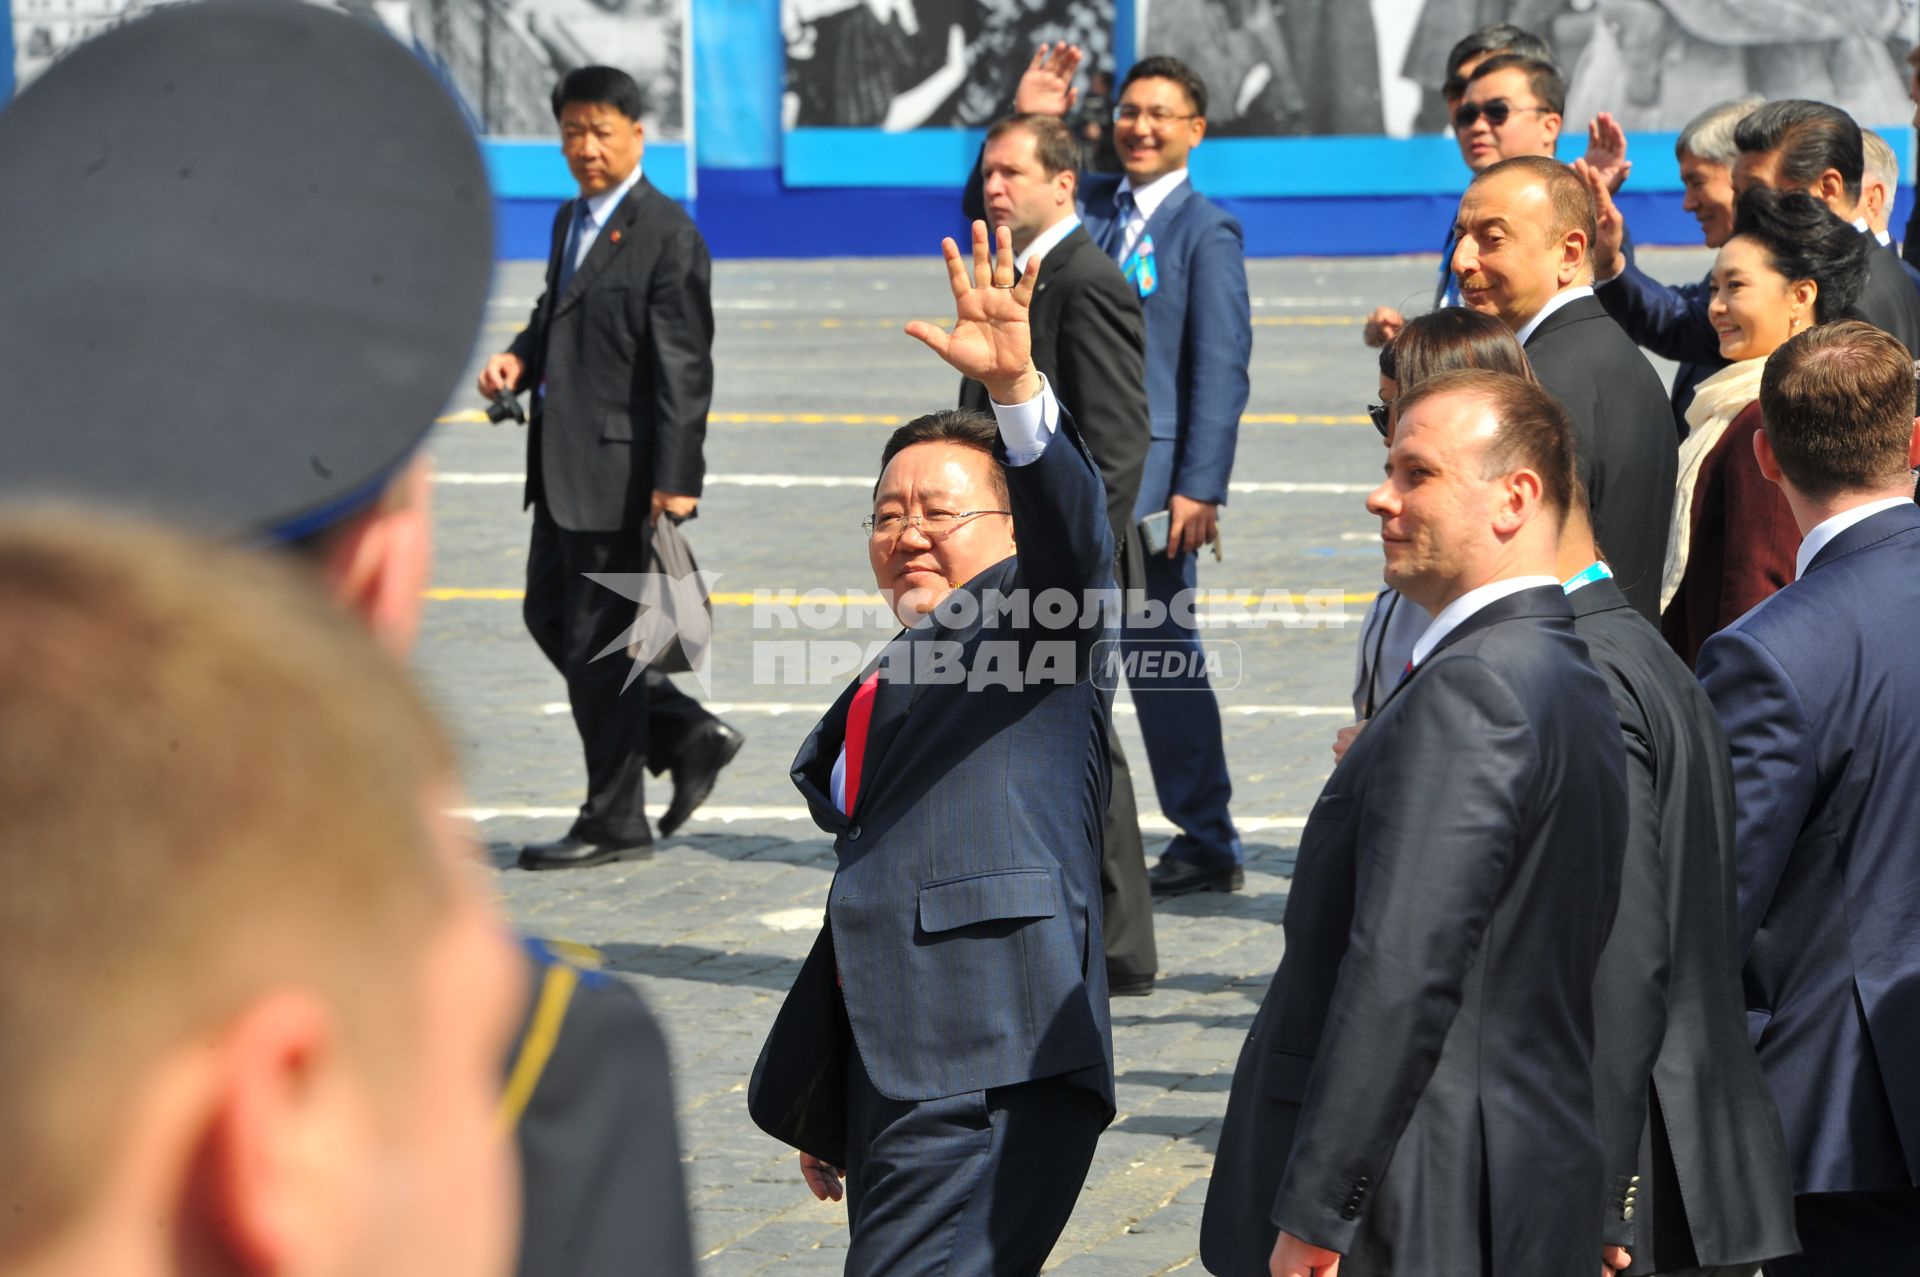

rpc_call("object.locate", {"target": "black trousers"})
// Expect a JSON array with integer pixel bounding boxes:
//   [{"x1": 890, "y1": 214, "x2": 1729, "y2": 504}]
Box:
[
  {"x1": 1763, "y1": 1188, "x2": 1920, "y2": 1276},
  {"x1": 524, "y1": 506, "x2": 712, "y2": 844},
  {"x1": 1102, "y1": 716, "x2": 1156, "y2": 981},
  {"x1": 842, "y1": 1049, "x2": 1104, "y2": 1277}
]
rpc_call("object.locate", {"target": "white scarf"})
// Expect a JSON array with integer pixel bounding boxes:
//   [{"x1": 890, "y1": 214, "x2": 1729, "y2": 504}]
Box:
[{"x1": 1660, "y1": 357, "x2": 1769, "y2": 614}]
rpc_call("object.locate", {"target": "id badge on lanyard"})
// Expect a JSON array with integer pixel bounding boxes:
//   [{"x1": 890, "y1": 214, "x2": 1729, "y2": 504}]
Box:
[{"x1": 1123, "y1": 234, "x2": 1157, "y2": 299}]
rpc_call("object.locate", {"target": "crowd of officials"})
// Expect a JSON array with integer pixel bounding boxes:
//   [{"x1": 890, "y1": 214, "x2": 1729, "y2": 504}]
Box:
[{"x1": 3, "y1": 3, "x2": 1919, "y2": 1277}]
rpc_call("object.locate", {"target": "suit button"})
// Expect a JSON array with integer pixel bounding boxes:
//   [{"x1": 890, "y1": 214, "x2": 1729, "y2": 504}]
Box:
[
  {"x1": 1623, "y1": 1206, "x2": 1635, "y2": 1221},
  {"x1": 847, "y1": 824, "x2": 861, "y2": 841},
  {"x1": 1340, "y1": 1204, "x2": 1359, "y2": 1220},
  {"x1": 1354, "y1": 1177, "x2": 1370, "y2": 1191}
]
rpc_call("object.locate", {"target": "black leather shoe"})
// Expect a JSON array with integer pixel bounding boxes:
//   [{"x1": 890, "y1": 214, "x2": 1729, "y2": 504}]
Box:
[
  {"x1": 658, "y1": 720, "x2": 745, "y2": 837},
  {"x1": 1109, "y1": 971, "x2": 1156, "y2": 997},
  {"x1": 1147, "y1": 858, "x2": 1244, "y2": 898},
  {"x1": 518, "y1": 834, "x2": 653, "y2": 871}
]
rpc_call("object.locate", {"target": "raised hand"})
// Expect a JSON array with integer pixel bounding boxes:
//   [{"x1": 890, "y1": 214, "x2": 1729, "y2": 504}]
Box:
[
  {"x1": 1571, "y1": 157, "x2": 1627, "y2": 282},
  {"x1": 905, "y1": 221, "x2": 1041, "y2": 405},
  {"x1": 1014, "y1": 41, "x2": 1083, "y2": 116},
  {"x1": 1582, "y1": 112, "x2": 1632, "y2": 194}
]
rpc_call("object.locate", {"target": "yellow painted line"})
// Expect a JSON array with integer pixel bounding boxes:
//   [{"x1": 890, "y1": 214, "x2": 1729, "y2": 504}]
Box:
[
  {"x1": 424, "y1": 587, "x2": 1380, "y2": 606},
  {"x1": 1243, "y1": 413, "x2": 1370, "y2": 425}
]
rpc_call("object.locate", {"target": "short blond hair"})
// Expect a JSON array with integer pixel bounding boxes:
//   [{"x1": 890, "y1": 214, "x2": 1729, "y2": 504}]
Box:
[{"x1": 0, "y1": 512, "x2": 454, "y2": 1262}]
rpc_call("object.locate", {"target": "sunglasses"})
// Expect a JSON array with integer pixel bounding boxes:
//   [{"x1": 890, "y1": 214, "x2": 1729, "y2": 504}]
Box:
[
  {"x1": 1452, "y1": 99, "x2": 1550, "y2": 131},
  {"x1": 1367, "y1": 402, "x2": 1391, "y2": 438}
]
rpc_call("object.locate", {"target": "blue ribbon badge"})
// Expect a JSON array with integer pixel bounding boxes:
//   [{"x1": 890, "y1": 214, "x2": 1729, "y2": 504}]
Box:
[{"x1": 1122, "y1": 234, "x2": 1157, "y2": 299}]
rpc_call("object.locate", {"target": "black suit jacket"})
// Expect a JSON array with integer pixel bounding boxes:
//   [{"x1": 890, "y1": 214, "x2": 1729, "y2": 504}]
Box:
[
  {"x1": 508, "y1": 178, "x2": 712, "y2": 532},
  {"x1": 1201, "y1": 586, "x2": 1628, "y2": 1276},
  {"x1": 959, "y1": 224, "x2": 1149, "y2": 583},
  {"x1": 1569, "y1": 578, "x2": 1798, "y2": 1273},
  {"x1": 1523, "y1": 295, "x2": 1677, "y2": 622},
  {"x1": 1857, "y1": 237, "x2": 1920, "y2": 358},
  {"x1": 749, "y1": 406, "x2": 1117, "y2": 1168}
]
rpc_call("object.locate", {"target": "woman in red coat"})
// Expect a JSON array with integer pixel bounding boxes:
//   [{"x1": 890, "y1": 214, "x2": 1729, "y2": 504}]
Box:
[{"x1": 1660, "y1": 187, "x2": 1868, "y2": 667}]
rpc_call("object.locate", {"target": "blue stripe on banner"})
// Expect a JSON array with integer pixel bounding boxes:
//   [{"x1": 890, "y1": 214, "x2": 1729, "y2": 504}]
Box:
[
  {"x1": 483, "y1": 139, "x2": 692, "y2": 201},
  {"x1": 783, "y1": 129, "x2": 1913, "y2": 198}
]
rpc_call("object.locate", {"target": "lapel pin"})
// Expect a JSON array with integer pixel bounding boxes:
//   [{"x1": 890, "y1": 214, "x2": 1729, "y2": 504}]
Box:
[{"x1": 610, "y1": 229, "x2": 622, "y2": 245}]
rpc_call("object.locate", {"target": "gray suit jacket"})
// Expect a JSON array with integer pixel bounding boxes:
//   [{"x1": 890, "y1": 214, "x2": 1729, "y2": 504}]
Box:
[{"x1": 1202, "y1": 586, "x2": 1627, "y2": 1276}]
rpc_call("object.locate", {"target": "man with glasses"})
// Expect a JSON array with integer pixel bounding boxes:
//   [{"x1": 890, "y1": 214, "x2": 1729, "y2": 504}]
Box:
[
  {"x1": 749, "y1": 223, "x2": 1116, "y2": 1277},
  {"x1": 1363, "y1": 28, "x2": 1559, "y2": 348},
  {"x1": 1078, "y1": 54, "x2": 1254, "y2": 900},
  {"x1": 968, "y1": 48, "x2": 1252, "y2": 899}
]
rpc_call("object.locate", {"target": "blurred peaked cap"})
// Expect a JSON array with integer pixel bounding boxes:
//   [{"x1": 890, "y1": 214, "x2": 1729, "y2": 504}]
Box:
[{"x1": 0, "y1": 0, "x2": 494, "y2": 540}]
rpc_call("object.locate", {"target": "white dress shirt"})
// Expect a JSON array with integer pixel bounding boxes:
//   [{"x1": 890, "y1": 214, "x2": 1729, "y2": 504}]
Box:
[
  {"x1": 1794, "y1": 497, "x2": 1913, "y2": 579},
  {"x1": 1014, "y1": 213, "x2": 1081, "y2": 275},
  {"x1": 1114, "y1": 167, "x2": 1188, "y2": 262},
  {"x1": 568, "y1": 164, "x2": 644, "y2": 271},
  {"x1": 1409, "y1": 575, "x2": 1561, "y2": 667},
  {"x1": 1514, "y1": 285, "x2": 1595, "y2": 347},
  {"x1": 831, "y1": 377, "x2": 1063, "y2": 811}
]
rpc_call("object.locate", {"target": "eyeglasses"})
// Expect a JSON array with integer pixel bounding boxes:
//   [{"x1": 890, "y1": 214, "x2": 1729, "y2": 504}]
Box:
[
  {"x1": 1452, "y1": 99, "x2": 1551, "y2": 131},
  {"x1": 1367, "y1": 402, "x2": 1392, "y2": 438},
  {"x1": 1112, "y1": 104, "x2": 1197, "y2": 126},
  {"x1": 863, "y1": 509, "x2": 1011, "y2": 544}
]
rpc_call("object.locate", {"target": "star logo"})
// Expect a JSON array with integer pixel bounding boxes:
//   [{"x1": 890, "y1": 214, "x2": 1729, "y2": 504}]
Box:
[{"x1": 582, "y1": 568, "x2": 723, "y2": 694}]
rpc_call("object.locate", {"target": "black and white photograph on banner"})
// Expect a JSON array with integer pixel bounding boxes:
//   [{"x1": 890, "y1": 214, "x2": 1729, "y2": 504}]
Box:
[
  {"x1": 9, "y1": 0, "x2": 689, "y2": 139},
  {"x1": 782, "y1": 0, "x2": 1115, "y2": 130},
  {"x1": 1137, "y1": 0, "x2": 1917, "y2": 139}
]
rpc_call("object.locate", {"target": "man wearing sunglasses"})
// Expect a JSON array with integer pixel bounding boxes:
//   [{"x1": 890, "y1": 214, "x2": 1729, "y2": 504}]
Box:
[{"x1": 1363, "y1": 35, "x2": 1562, "y2": 348}]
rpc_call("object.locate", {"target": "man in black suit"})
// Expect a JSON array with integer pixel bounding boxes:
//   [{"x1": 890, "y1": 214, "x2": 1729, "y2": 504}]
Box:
[
  {"x1": 962, "y1": 111, "x2": 1156, "y2": 996},
  {"x1": 1452, "y1": 155, "x2": 1676, "y2": 620},
  {"x1": 749, "y1": 225, "x2": 1115, "y2": 1276},
  {"x1": 1697, "y1": 323, "x2": 1920, "y2": 1275},
  {"x1": 1555, "y1": 494, "x2": 1799, "y2": 1277},
  {"x1": 478, "y1": 67, "x2": 739, "y2": 869},
  {"x1": 1201, "y1": 370, "x2": 1628, "y2": 1277}
]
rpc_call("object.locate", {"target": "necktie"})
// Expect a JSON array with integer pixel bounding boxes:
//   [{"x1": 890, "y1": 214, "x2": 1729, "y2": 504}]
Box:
[
  {"x1": 841, "y1": 670, "x2": 882, "y2": 815},
  {"x1": 556, "y1": 200, "x2": 592, "y2": 296},
  {"x1": 1103, "y1": 190, "x2": 1137, "y2": 260}
]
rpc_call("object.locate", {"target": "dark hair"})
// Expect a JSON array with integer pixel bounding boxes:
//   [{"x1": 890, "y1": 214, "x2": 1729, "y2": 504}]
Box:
[
  {"x1": 1733, "y1": 99, "x2": 1863, "y2": 205},
  {"x1": 1380, "y1": 307, "x2": 1533, "y2": 388},
  {"x1": 1445, "y1": 23, "x2": 1556, "y2": 86},
  {"x1": 1395, "y1": 369, "x2": 1577, "y2": 516},
  {"x1": 985, "y1": 114, "x2": 1080, "y2": 182},
  {"x1": 1466, "y1": 53, "x2": 1565, "y2": 116},
  {"x1": 1759, "y1": 321, "x2": 1916, "y2": 499},
  {"x1": 551, "y1": 65, "x2": 646, "y2": 123},
  {"x1": 1471, "y1": 155, "x2": 1597, "y2": 255},
  {"x1": 1121, "y1": 55, "x2": 1208, "y2": 120},
  {"x1": 875, "y1": 410, "x2": 1009, "y2": 506},
  {"x1": 1728, "y1": 187, "x2": 1869, "y2": 325}
]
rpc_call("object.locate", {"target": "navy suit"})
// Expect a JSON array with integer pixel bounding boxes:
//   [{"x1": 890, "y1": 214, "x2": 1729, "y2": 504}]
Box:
[
  {"x1": 1080, "y1": 172, "x2": 1252, "y2": 868},
  {"x1": 1697, "y1": 501, "x2": 1920, "y2": 1274},
  {"x1": 1597, "y1": 231, "x2": 1920, "y2": 368},
  {"x1": 749, "y1": 402, "x2": 1117, "y2": 1275},
  {"x1": 1593, "y1": 264, "x2": 1722, "y2": 434}
]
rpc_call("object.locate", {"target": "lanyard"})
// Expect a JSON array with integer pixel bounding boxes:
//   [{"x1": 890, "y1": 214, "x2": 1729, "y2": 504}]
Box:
[{"x1": 1561, "y1": 560, "x2": 1613, "y2": 593}]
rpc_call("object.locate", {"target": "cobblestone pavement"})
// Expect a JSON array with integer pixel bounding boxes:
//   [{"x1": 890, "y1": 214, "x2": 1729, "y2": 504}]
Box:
[{"x1": 419, "y1": 246, "x2": 1706, "y2": 1274}]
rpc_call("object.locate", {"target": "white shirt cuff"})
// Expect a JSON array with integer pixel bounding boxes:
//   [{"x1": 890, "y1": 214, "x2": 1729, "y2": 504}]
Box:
[{"x1": 989, "y1": 373, "x2": 1059, "y2": 467}]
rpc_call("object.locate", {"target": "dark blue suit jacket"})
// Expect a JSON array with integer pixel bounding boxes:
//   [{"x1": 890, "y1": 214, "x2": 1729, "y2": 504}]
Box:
[
  {"x1": 748, "y1": 404, "x2": 1117, "y2": 1167},
  {"x1": 1698, "y1": 501, "x2": 1920, "y2": 1195},
  {"x1": 1078, "y1": 174, "x2": 1251, "y2": 512}
]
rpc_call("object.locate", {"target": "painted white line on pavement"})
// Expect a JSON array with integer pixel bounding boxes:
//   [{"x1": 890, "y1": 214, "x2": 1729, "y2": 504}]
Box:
[
  {"x1": 538, "y1": 701, "x2": 1352, "y2": 718},
  {"x1": 455, "y1": 804, "x2": 1310, "y2": 835},
  {"x1": 436, "y1": 472, "x2": 1377, "y2": 495}
]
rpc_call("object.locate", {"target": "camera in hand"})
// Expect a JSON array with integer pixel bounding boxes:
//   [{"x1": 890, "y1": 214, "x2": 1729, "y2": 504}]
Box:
[{"x1": 486, "y1": 390, "x2": 526, "y2": 425}]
